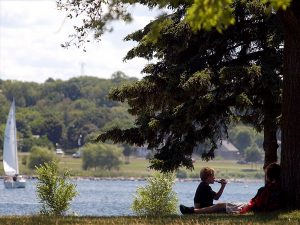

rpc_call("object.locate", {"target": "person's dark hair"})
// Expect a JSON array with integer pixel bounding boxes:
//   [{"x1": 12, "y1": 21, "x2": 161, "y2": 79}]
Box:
[{"x1": 265, "y1": 163, "x2": 281, "y2": 183}]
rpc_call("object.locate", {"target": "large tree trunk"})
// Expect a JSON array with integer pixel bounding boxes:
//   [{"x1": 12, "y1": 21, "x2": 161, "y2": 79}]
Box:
[
  {"x1": 279, "y1": 1, "x2": 300, "y2": 208},
  {"x1": 263, "y1": 103, "x2": 278, "y2": 169}
]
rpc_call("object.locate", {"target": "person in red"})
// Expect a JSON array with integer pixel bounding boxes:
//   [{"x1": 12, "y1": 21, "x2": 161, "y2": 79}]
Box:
[
  {"x1": 238, "y1": 162, "x2": 282, "y2": 213},
  {"x1": 180, "y1": 163, "x2": 283, "y2": 214}
]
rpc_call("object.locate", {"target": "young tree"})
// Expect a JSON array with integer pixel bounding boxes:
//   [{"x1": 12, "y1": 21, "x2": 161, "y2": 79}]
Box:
[
  {"x1": 28, "y1": 147, "x2": 57, "y2": 169},
  {"x1": 230, "y1": 126, "x2": 256, "y2": 157},
  {"x1": 82, "y1": 143, "x2": 122, "y2": 171},
  {"x1": 245, "y1": 144, "x2": 263, "y2": 164},
  {"x1": 36, "y1": 161, "x2": 78, "y2": 216},
  {"x1": 132, "y1": 172, "x2": 178, "y2": 216}
]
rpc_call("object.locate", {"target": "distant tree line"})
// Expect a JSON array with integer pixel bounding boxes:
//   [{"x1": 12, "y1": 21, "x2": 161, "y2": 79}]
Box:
[
  {"x1": 0, "y1": 72, "x2": 268, "y2": 170},
  {"x1": 0, "y1": 72, "x2": 137, "y2": 154}
]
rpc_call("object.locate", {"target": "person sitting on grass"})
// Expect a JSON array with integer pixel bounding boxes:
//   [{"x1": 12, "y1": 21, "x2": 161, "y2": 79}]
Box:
[
  {"x1": 180, "y1": 167, "x2": 228, "y2": 214},
  {"x1": 180, "y1": 162, "x2": 283, "y2": 214}
]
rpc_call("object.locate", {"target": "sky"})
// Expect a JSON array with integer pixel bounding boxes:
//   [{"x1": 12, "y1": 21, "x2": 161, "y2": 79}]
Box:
[{"x1": 0, "y1": 1, "x2": 159, "y2": 83}]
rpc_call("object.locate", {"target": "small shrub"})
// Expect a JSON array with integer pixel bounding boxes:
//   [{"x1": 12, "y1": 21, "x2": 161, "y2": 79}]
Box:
[
  {"x1": 132, "y1": 172, "x2": 178, "y2": 216},
  {"x1": 36, "y1": 161, "x2": 78, "y2": 216},
  {"x1": 82, "y1": 143, "x2": 122, "y2": 171},
  {"x1": 28, "y1": 147, "x2": 57, "y2": 169}
]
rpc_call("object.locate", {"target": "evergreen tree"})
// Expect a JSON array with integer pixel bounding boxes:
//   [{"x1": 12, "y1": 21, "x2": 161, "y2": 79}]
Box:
[{"x1": 98, "y1": 2, "x2": 282, "y2": 172}]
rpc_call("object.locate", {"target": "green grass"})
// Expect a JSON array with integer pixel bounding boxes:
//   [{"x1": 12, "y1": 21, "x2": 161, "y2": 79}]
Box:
[
  {"x1": 0, "y1": 211, "x2": 299, "y2": 225},
  {"x1": 57, "y1": 156, "x2": 264, "y2": 179},
  {"x1": 0, "y1": 153, "x2": 264, "y2": 179},
  {"x1": 58, "y1": 157, "x2": 154, "y2": 178},
  {"x1": 189, "y1": 159, "x2": 264, "y2": 179}
]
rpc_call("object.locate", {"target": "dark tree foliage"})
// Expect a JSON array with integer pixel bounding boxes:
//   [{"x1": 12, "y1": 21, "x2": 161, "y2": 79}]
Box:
[
  {"x1": 98, "y1": 1, "x2": 283, "y2": 172},
  {"x1": 42, "y1": 114, "x2": 63, "y2": 145}
]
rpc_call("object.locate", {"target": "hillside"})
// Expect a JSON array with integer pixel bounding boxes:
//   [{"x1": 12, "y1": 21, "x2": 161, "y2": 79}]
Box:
[{"x1": 0, "y1": 72, "x2": 137, "y2": 153}]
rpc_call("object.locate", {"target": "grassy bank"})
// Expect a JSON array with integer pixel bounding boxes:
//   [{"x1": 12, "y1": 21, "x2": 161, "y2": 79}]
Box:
[
  {"x1": 1, "y1": 154, "x2": 264, "y2": 179},
  {"x1": 0, "y1": 211, "x2": 299, "y2": 225},
  {"x1": 58, "y1": 156, "x2": 264, "y2": 180}
]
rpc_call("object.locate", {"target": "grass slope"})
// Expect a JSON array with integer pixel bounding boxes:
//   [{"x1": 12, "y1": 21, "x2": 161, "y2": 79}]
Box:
[{"x1": 1, "y1": 154, "x2": 264, "y2": 179}]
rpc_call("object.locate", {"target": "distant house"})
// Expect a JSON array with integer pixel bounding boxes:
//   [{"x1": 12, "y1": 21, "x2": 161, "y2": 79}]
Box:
[
  {"x1": 216, "y1": 139, "x2": 240, "y2": 160},
  {"x1": 134, "y1": 140, "x2": 240, "y2": 160}
]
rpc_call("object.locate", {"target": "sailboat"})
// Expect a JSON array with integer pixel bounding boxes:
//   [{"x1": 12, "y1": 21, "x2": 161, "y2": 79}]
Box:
[{"x1": 3, "y1": 100, "x2": 26, "y2": 188}]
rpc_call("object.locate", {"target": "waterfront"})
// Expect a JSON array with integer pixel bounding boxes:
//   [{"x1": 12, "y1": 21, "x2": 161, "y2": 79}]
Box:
[{"x1": 0, "y1": 179, "x2": 263, "y2": 216}]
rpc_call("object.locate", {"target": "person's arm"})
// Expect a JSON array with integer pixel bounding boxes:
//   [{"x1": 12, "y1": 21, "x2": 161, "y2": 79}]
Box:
[{"x1": 214, "y1": 179, "x2": 227, "y2": 200}]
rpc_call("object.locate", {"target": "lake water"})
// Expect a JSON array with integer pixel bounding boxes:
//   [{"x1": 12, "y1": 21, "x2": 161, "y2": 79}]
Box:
[{"x1": 0, "y1": 179, "x2": 263, "y2": 216}]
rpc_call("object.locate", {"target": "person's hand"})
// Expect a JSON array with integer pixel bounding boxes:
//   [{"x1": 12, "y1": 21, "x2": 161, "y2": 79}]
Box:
[{"x1": 220, "y1": 179, "x2": 227, "y2": 186}]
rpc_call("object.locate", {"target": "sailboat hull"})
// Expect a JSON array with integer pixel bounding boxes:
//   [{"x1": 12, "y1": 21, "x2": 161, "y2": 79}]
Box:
[{"x1": 4, "y1": 177, "x2": 26, "y2": 189}]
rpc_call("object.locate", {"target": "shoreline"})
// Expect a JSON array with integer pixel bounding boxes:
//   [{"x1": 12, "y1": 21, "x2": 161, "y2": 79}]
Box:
[{"x1": 0, "y1": 175, "x2": 262, "y2": 183}]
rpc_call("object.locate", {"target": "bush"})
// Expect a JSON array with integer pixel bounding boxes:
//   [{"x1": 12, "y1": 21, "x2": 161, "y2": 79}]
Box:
[
  {"x1": 36, "y1": 161, "x2": 78, "y2": 216},
  {"x1": 28, "y1": 146, "x2": 57, "y2": 169},
  {"x1": 132, "y1": 172, "x2": 178, "y2": 216},
  {"x1": 82, "y1": 143, "x2": 122, "y2": 171}
]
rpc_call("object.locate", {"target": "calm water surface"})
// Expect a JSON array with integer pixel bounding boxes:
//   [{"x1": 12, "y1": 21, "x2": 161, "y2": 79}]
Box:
[{"x1": 0, "y1": 179, "x2": 263, "y2": 216}]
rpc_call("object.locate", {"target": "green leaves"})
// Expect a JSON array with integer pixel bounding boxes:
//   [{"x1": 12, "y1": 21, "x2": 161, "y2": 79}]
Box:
[
  {"x1": 81, "y1": 143, "x2": 122, "y2": 171},
  {"x1": 186, "y1": 0, "x2": 235, "y2": 32},
  {"x1": 143, "y1": 17, "x2": 173, "y2": 44},
  {"x1": 36, "y1": 161, "x2": 78, "y2": 216},
  {"x1": 235, "y1": 93, "x2": 253, "y2": 107},
  {"x1": 185, "y1": 0, "x2": 291, "y2": 32},
  {"x1": 28, "y1": 147, "x2": 57, "y2": 170},
  {"x1": 262, "y1": 0, "x2": 291, "y2": 10},
  {"x1": 57, "y1": 0, "x2": 292, "y2": 48},
  {"x1": 182, "y1": 70, "x2": 212, "y2": 93},
  {"x1": 131, "y1": 172, "x2": 178, "y2": 216}
]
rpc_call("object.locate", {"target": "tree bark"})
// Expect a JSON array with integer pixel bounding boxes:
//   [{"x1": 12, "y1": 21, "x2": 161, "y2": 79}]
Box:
[
  {"x1": 263, "y1": 102, "x2": 279, "y2": 169},
  {"x1": 279, "y1": 1, "x2": 300, "y2": 208}
]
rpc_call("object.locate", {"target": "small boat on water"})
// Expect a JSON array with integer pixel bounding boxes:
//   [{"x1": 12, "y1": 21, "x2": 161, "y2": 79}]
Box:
[{"x1": 3, "y1": 100, "x2": 26, "y2": 188}]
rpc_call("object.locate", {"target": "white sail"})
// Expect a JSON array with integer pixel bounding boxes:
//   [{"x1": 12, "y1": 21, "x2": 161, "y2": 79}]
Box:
[{"x1": 3, "y1": 100, "x2": 19, "y2": 176}]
